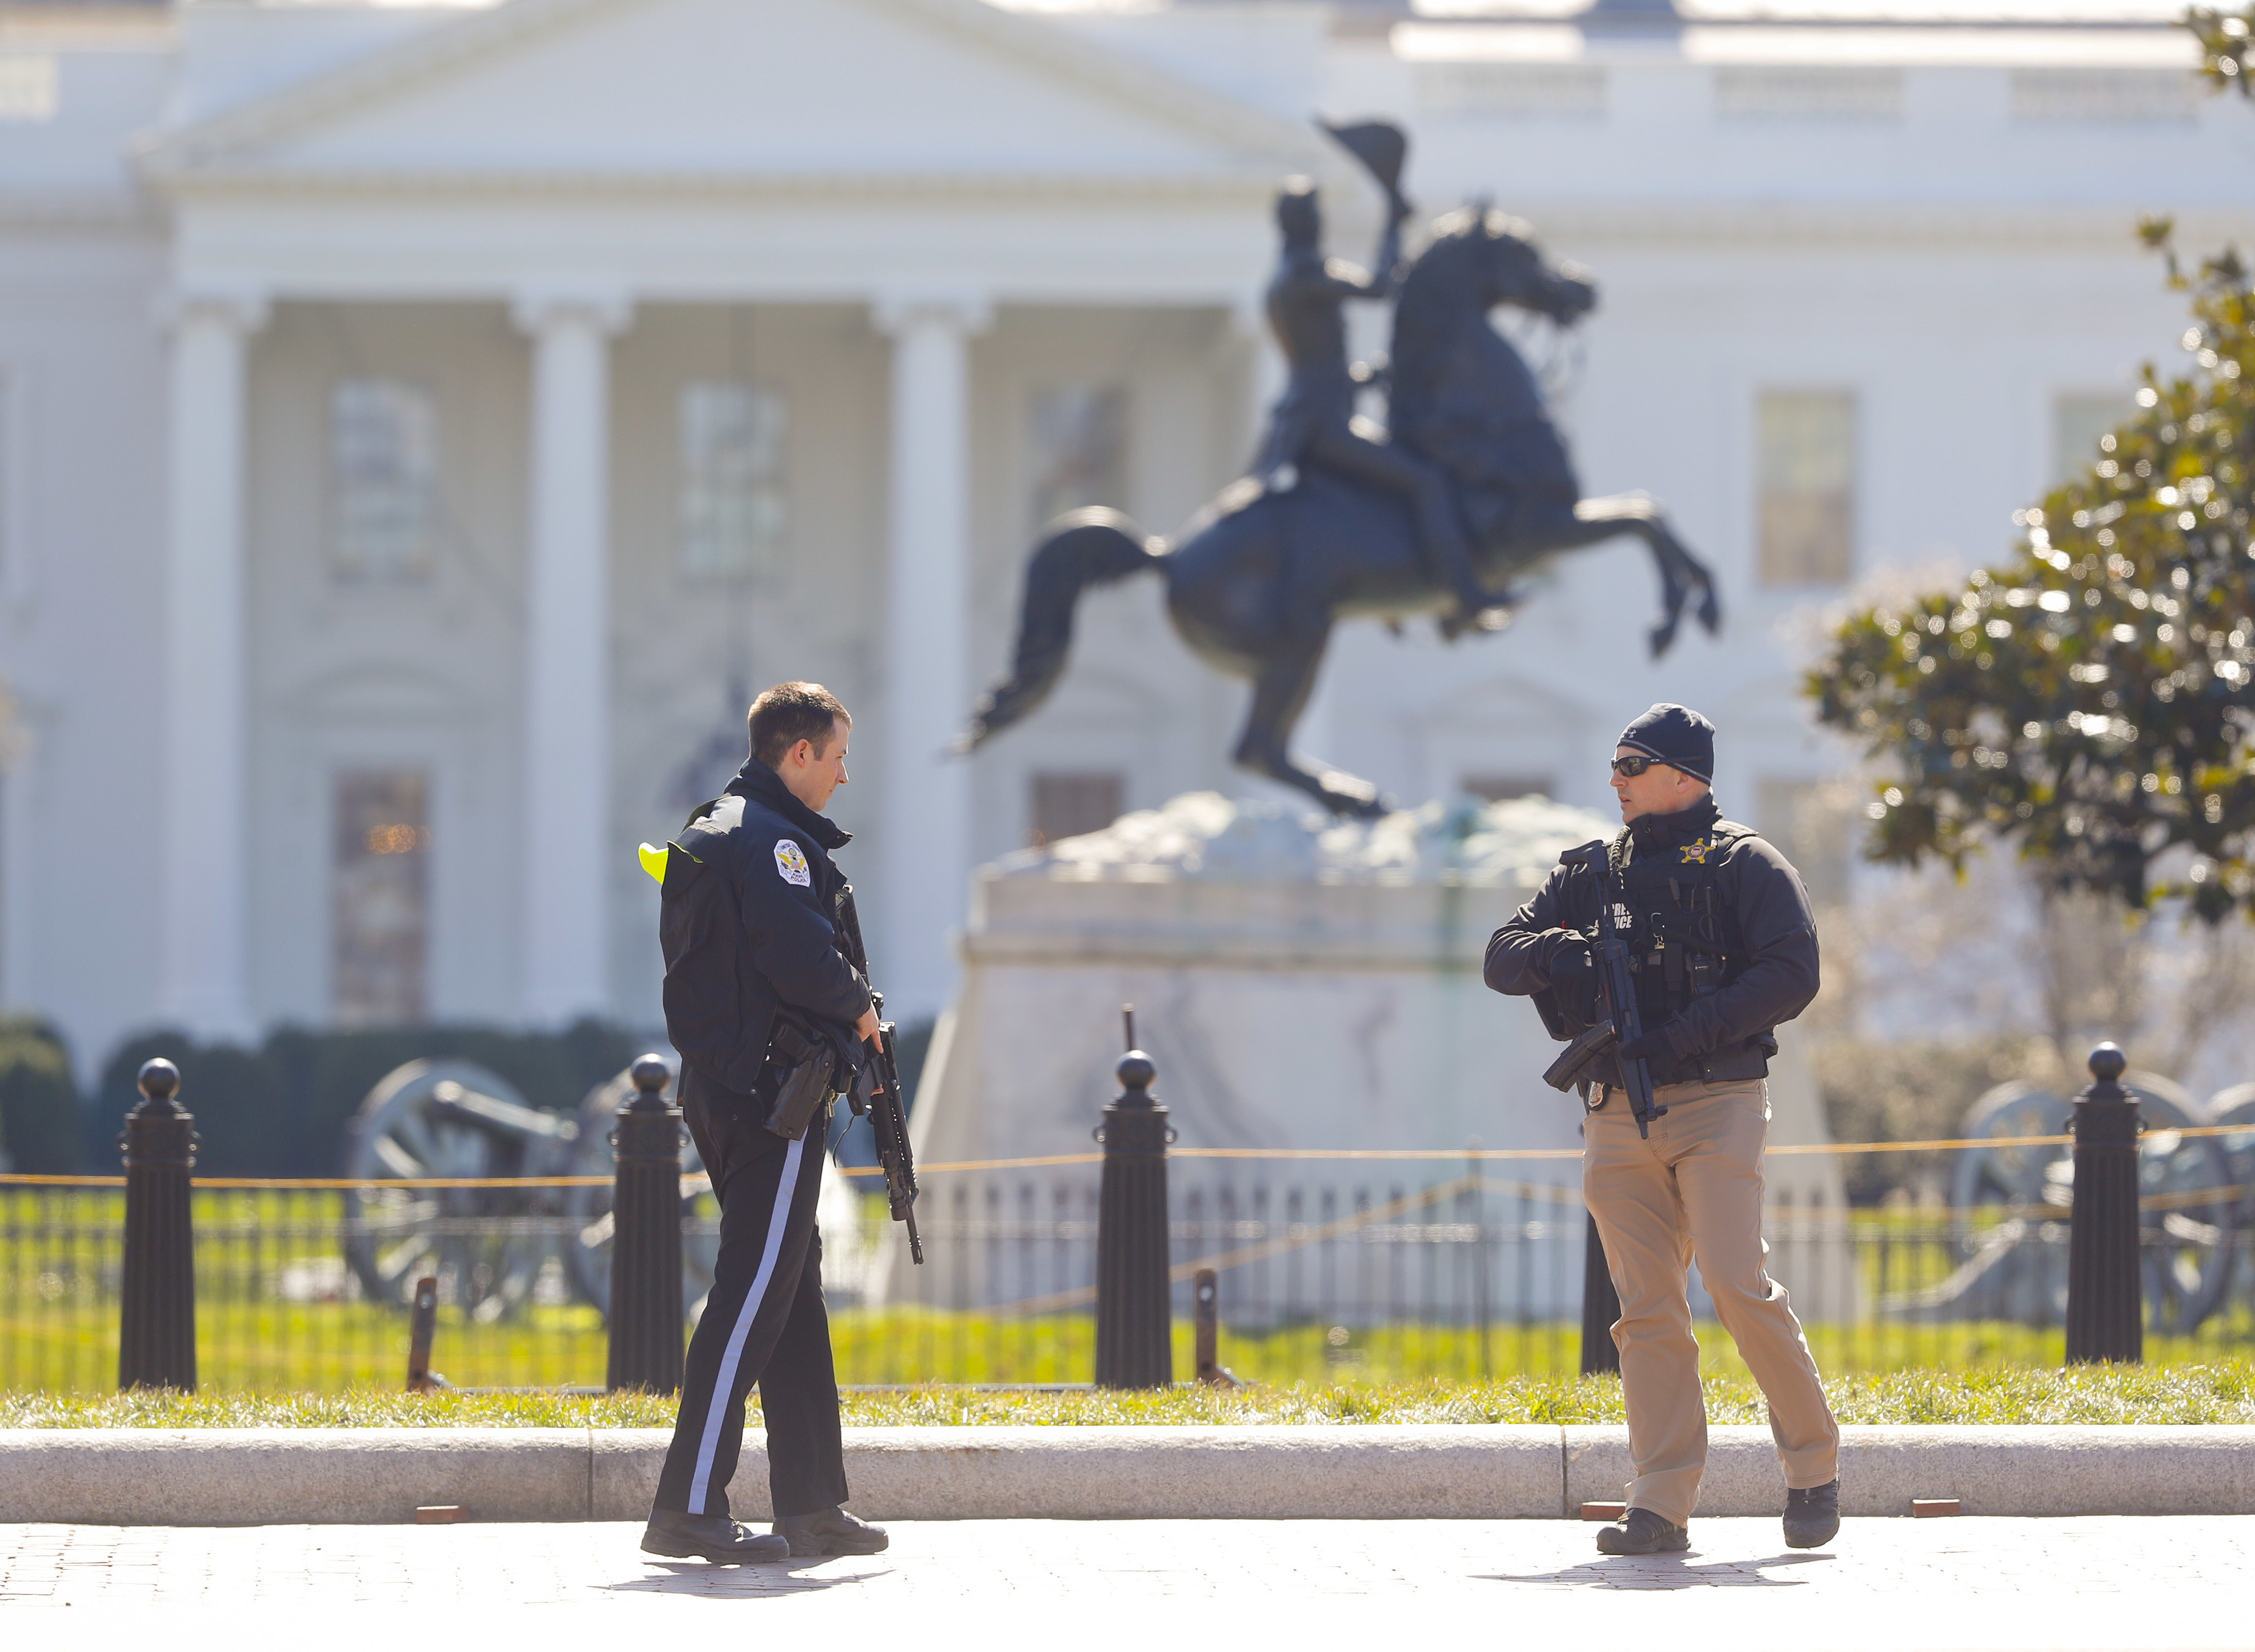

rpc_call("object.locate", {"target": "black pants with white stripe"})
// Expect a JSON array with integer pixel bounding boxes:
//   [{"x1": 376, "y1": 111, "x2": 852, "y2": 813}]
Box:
[{"x1": 652, "y1": 1066, "x2": 848, "y2": 1521}]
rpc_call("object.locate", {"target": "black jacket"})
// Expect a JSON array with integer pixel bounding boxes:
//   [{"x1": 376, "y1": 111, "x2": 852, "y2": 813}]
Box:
[
  {"x1": 1483, "y1": 797, "x2": 1820, "y2": 1087},
  {"x1": 659, "y1": 759, "x2": 872, "y2": 1096}
]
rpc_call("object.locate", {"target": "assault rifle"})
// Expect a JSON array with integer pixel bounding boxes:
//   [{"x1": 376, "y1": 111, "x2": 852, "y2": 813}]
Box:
[
  {"x1": 834, "y1": 884, "x2": 923, "y2": 1263},
  {"x1": 1540, "y1": 841, "x2": 1668, "y2": 1140}
]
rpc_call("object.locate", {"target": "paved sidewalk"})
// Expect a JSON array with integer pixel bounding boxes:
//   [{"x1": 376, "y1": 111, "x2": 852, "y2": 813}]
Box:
[{"x1": 5, "y1": 1517, "x2": 2251, "y2": 1650}]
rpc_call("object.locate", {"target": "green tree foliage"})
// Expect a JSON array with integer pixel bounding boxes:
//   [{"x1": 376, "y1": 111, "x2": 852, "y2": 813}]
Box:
[
  {"x1": 0, "y1": 1016, "x2": 80, "y2": 1173},
  {"x1": 1809, "y1": 226, "x2": 2253, "y2": 916},
  {"x1": 2188, "y1": 5, "x2": 2253, "y2": 95}
]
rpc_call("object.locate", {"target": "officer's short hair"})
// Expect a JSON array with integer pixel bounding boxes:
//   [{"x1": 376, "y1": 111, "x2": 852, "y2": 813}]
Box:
[{"x1": 749, "y1": 682, "x2": 851, "y2": 769}]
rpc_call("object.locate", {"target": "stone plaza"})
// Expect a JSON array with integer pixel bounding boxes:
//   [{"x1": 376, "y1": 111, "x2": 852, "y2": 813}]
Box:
[{"x1": 3, "y1": 1516, "x2": 2251, "y2": 1649}]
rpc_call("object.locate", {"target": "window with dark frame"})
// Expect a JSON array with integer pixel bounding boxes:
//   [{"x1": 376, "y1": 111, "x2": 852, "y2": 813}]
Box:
[
  {"x1": 2052, "y1": 392, "x2": 2129, "y2": 486},
  {"x1": 1461, "y1": 773, "x2": 1556, "y2": 805},
  {"x1": 1027, "y1": 386, "x2": 1127, "y2": 534},
  {"x1": 1756, "y1": 777, "x2": 1851, "y2": 909},
  {"x1": 1756, "y1": 390, "x2": 1856, "y2": 588},
  {"x1": 333, "y1": 770, "x2": 431, "y2": 1027},
  {"x1": 678, "y1": 380, "x2": 788, "y2": 582},
  {"x1": 1029, "y1": 771, "x2": 1125, "y2": 847},
  {"x1": 330, "y1": 379, "x2": 438, "y2": 583}
]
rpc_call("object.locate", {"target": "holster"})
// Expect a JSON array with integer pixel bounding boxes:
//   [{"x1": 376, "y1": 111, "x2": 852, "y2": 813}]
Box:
[{"x1": 761, "y1": 1010, "x2": 863, "y2": 1141}]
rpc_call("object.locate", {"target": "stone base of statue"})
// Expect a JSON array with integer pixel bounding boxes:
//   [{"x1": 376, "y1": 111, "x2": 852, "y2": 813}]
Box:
[{"x1": 888, "y1": 792, "x2": 1854, "y2": 1323}]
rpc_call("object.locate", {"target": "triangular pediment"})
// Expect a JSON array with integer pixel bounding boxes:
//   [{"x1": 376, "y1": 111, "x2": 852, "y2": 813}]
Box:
[{"x1": 146, "y1": 0, "x2": 1319, "y2": 186}]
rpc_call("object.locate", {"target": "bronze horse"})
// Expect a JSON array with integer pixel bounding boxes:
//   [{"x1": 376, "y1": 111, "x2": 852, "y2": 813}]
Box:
[{"x1": 959, "y1": 206, "x2": 1722, "y2": 817}]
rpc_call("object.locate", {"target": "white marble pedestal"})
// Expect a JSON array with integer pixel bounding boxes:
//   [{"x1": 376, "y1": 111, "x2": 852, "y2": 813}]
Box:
[{"x1": 890, "y1": 792, "x2": 1852, "y2": 1323}]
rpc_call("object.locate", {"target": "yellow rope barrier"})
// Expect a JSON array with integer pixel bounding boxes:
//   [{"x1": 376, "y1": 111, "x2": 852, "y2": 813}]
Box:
[{"x1": 0, "y1": 1120, "x2": 2248, "y2": 1191}]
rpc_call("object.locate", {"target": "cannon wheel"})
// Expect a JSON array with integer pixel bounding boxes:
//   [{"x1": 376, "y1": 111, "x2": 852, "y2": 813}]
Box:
[
  {"x1": 341, "y1": 1059, "x2": 580, "y2": 1320},
  {"x1": 2201, "y1": 1082, "x2": 2255, "y2": 1320},
  {"x1": 1951, "y1": 1071, "x2": 2237, "y2": 1334},
  {"x1": 2202, "y1": 1083, "x2": 2255, "y2": 1225},
  {"x1": 560, "y1": 1062, "x2": 722, "y2": 1324}
]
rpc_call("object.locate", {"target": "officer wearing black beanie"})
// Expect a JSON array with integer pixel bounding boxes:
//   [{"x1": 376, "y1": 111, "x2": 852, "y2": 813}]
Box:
[{"x1": 1484, "y1": 703, "x2": 1841, "y2": 1557}]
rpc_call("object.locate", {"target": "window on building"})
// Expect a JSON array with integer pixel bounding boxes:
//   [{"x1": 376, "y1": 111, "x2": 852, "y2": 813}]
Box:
[
  {"x1": 0, "y1": 56, "x2": 58, "y2": 124},
  {"x1": 1416, "y1": 63, "x2": 1606, "y2": 120},
  {"x1": 330, "y1": 379, "x2": 437, "y2": 582},
  {"x1": 678, "y1": 380, "x2": 788, "y2": 581},
  {"x1": 333, "y1": 770, "x2": 430, "y2": 1027},
  {"x1": 1756, "y1": 390, "x2": 1856, "y2": 588},
  {"x1": 2010, "y1": 70, "x2": 2196, "y2": 125},
  {"x1": 1714, "y1": 67, "x2": 1901, "y2": 121},
  {"x1": 1029, "y1": 770, "x2": 1125, "y2": 847},
  {"x1": 1028, "y1": 386, "x2": 1126, "y2": 534},
  {"x1": 2053, "y1": 392, "x2": 2129, "y2": 485},
  {"x1": 0, "y1": 370, "x2": 11, "y2": 584},
  {"x1": 1756, "y1": 778, "x2": 1851, "y2": 909},
  {"x1": 1462, "y1": 773, "x2": 1556, "y2": 805}
]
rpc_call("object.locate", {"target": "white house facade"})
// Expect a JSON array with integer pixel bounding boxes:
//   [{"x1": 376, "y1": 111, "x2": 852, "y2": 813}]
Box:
[{"x1": 0, "y1": 0, "x2": 2249, "y2": 1074}]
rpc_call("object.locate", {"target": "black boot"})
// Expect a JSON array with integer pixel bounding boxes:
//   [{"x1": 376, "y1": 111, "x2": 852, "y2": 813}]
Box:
[
  {"x1": 1783, "y1": 1480, "x2": 1840, "y2": 1550},
  {"x1": 774, "y1": 1505, "x2": 889, "y2": 1557},
  {"x1": 641, "y1": 1507, "x2": 791, "y2": 1563},
  {"x1": 1595, "y1": 1508, "x2": 1690, "y2": 1556}
]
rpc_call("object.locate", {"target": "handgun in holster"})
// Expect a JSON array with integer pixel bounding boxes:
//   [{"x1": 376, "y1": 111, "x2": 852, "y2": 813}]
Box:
[{"x1": 761, "y1": 1010, "x2": 863, "y2": 1141}]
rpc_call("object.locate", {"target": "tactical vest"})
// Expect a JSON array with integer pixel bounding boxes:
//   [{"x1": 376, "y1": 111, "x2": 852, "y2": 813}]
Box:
[{"x1": 1609, "y1": 818, "x2": 1757, "y2": 1040}]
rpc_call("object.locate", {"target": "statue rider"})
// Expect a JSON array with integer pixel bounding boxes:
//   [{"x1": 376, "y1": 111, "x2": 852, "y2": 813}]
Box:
[{"x1": 1254, "y1": 177, "x2": 1505, "y2": 633}]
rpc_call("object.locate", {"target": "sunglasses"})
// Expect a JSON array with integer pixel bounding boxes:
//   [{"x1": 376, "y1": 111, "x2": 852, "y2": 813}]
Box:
[{"x1": 1610, "y1": 753, "x2": 1665, "y2": 779}]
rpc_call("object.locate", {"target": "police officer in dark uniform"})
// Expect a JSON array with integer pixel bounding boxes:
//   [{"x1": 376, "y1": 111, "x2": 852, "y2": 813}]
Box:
[
  {"x1": 641, "y1": 681, "x2": 888, "y2": 1564},
  {"x1": 1484, "y1": 704, "x2": 1841, "y2": 1556}
]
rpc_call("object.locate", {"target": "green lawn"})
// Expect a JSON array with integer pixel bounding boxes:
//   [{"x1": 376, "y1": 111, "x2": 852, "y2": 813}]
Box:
[
  {"x1": 8, "y1": 1359, "x2": 2255, "y2": 1428},
  {"x1": 9, "y1": 1185, "x2": 2251, "y2": 1393}
]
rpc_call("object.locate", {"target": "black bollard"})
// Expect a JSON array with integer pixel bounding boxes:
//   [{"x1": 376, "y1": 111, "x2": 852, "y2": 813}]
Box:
[
  {"x1": 2066, "y1": 1041, "x2": 2143, "y2": 1365},
  {"x1": 118, "y1": 1057, "x2": 198, "y2": 1392},
  {"x1": 1095, "y1": 1007, "x2": 1173, "y2": 1389},
  {"x1": 405, "y1": 1274, "x2": 446, "y2": 1392},
  {"x1": 606, "y1": 1054, "x2": 686, "y2": 1394},
  {"x1": 1578, "y1": 1212, "x2": 1623, "y2": 1377}
]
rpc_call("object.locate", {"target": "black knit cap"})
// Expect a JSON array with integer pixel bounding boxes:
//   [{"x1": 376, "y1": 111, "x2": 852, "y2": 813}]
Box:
[{"x1": 1617, "y1": 703, "x2": 1715, "y2": 784}]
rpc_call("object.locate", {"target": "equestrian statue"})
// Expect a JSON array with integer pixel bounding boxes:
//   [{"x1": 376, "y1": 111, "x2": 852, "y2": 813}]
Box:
[{"x1": 958, "y1": 121, "x2": 1721, "y2": 818}]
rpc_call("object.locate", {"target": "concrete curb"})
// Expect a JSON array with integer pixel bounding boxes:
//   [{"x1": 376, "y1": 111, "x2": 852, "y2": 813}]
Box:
[{"x1": 3, "y1": 1425, "x2": 2251, "y2": 1526}]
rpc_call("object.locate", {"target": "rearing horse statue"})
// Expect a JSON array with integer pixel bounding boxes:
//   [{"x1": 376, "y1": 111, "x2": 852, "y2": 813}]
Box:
[{"x1": 959, "y1": 188, "x2": 1721, "y2": 818}]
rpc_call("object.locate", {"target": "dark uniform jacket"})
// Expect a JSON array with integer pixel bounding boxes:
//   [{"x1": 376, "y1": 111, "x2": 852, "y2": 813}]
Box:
[
  {"x1": 1483, "y1": 797, "x2": 1820, "y2": 1089},
  {"x1": 659, "y1": 758, "x2": 872, "y2": 1097}
]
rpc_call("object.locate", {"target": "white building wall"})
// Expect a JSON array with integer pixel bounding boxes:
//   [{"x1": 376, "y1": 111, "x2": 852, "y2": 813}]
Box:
[
  {"x1": 243, "y1": 301, "x2": 531, "y2": 1031},
  {"x1": 1, "y1": 0, "x2": 2252, "y2": 1076},
  {"x1": 0, "y1": 9, "x2": 173, "y2": 1073}
]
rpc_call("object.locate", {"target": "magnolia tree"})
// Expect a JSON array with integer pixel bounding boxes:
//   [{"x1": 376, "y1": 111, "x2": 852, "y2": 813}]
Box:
[
  {"x1": 2189, "y1": 4, "x2": 2253, "y2": 92},
  {"x1": 1811, "y1": 219, "x2": 2255, "y2": 919}
]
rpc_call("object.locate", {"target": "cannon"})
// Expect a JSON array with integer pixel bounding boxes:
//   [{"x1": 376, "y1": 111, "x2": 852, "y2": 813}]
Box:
[
  {"x1": 1899, "y1": 1068, "x2": 2240, "y2": 1334},
  {"x1": 341, "y1": 1060, "x2": 579, "y2": 1320}
]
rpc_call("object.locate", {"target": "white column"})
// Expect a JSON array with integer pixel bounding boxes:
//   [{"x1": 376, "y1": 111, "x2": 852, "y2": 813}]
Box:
[
  {"x1": 158, "y1": 287, "x2": 267, "y2": 1040},
  {"x1": 513, "y1": 290, "x2": 631, "y2": 1025},
  {"x1": 875, "y1": 294, "x2": 989, "y2": 1025}
]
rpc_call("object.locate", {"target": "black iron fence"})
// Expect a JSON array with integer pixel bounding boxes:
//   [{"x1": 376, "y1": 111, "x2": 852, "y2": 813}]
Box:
[
  {"x1": 6, "y1": 1156, "x2": 2253, "y2": 1393},
  {"x1": 5, "y1": 1039, "x2": 2250, "y2": 1393}
]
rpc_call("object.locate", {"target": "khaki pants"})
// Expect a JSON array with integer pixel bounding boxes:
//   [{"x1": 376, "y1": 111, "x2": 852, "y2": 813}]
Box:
[{"x1": 1584, "y1": 1076, "x2": 1839, "y2": 1525}]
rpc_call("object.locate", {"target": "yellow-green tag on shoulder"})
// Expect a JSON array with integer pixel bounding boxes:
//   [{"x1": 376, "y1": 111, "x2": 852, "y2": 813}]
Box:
[{"x1": 638, "y1": 842, "x2": 669, "y2": 884}]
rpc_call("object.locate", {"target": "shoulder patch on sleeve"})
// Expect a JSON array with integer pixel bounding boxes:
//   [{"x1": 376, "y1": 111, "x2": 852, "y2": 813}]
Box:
[{"x1": 773, "y1": 838, "x2": 812, "y2": 887}]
